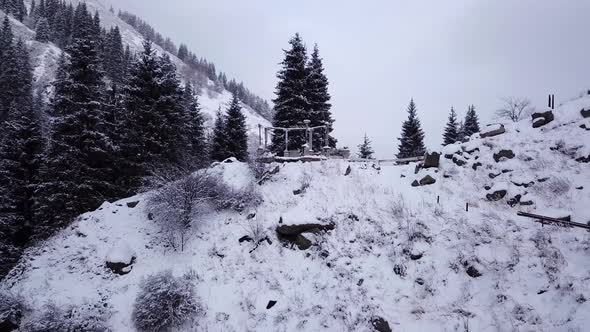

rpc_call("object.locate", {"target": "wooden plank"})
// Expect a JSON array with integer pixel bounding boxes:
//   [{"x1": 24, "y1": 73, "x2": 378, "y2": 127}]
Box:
[{"x1": 517, "y1": 211, "x2": 590, "y2": 230}]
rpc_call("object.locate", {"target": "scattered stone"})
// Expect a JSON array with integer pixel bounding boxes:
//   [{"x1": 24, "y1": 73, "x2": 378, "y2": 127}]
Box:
[
  {"x1": 372, "y1": 164, "x2": 381, "y2": 171},
  {"x1": 537, "y1": 177, "x2": 549, "y2": 183},
  {"x1": 222, "y1": 157, "x2": 237, "y2": 163},
  {"x1": 581, "y1": 109, "x2": 590, "y2": 118},
  {"x1": 486, "y1": 190, "x2": 507, "y2": 201},
  {"x1": 393, "y1": 264, "x2": 407, "y2": 277},
  {"x1": 484, "y1": 185, "x2": 492, "y2": 190},
  {"x1": 126, "y1": 201, "x2": 139, "y2": 208},
  {"x1": 357, "y1": 279, "x2": 364, "y2": 286},
  {"x1": 344, "y1": 165, "x2": 352, "y2": 176},
  {"x1": 147, "y1": 213, "x2": 154, "y2": 221},
  {"x1": 472, "y1": 162, "x2": 482, "y2": 171},
  {"x1": 320, "y1": 250, "x2": 329, "y2": 258},
  {"x1": 493, "y1": 149, "x2": 515, "y2": 162},
  {"x1": 414, "y1": 164, "x2": 422, "y2": 174},
  {"x1": 246, "y1": 213, "x2": 256, "y2": 220},
  {"x1": 105, "y1": 242, "x2": 135, "y2": 275},
  {"x1": 276, "y1": 223, "x2": 335, "y2": 250},
  {"x1": 410, "y1": 252, "x2": 423, "y2": 260},
  {"x1": 488, "y1": 172, "x2": 501, "y2": 179},
  {"x1": 465, "y1": 265, "x2": 482, "y2": 278},
  {"x1": 238, "y1": 235, "x2": 253, "y2": 243},
  {"x1": 293, "y1": 189, "x2": 303, "y2": 195},
  {"x1": 507, "y1": 194, "x2": 522, "y2": 207},
  {"x1": 423, "y1": 152, "x2": 440, "y2": 168},
  {"x1": 411, "y1": 180, "x2": 420, "y2": 187},
  {"x1": 415, "y1": 278, "x2": 425, "y2": 285},
  {"x1": 576, "y1": 155, "x2": 590, "y2": 163},
  {"x1": 452, "y1": 155, "x2": 466, "y2": 166},
  {"x1": 480, "y1": 124, "x2": 506, "y2": 138},
  {"x1": 370, "y1": 317, "x2": 392, "y2": 332},
  {"x1": 400, "y1": 174, "x2": 406, "y2": 178},
  {"x1": 266, "y1": 300, "x2": 277, "y2": 309},
  {"x1": 531, "y1": 111, "x2": 554, "y2": 128},
  {"x1": 512, "y1": 181, "x2": 534, "y2": 188},
  {"x1": 419, "y1": 175, "x2": 436, "y2": 186},
  {"x1": 519, "y1": 200, "x2": 534, "y2": 206},
  {"x1": 348, "y1": 213, "x2": 360, "y2": 221},
  {"x1": 580, "y1": 124, "x2": 590, "y2": 131},
  {"x1": 537, "y1": 289, "x2": 548, "y2": 295},
  {"x1": 576, "y1": 186, "x2": 584, "y2": 190}
]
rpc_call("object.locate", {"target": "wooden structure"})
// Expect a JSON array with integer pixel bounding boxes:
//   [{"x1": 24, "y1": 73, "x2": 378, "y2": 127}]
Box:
[
  {"x1": 258, "y1": 120, "x2": 329, "y2": 156},
  {"x1": 517, "y1": 211, "x2": 590, "y2": 230}
]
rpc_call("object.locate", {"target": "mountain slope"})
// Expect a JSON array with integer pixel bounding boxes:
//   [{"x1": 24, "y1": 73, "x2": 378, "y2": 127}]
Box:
[
  {"x1": 2, "y1": 93, "x2": 589, "y2": 331},
  {"x1": 5, "y1": 2, "x2": 271, "y2": 137}
]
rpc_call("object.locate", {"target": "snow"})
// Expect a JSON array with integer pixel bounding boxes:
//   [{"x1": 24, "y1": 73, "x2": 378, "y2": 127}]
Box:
[{"x1": 106, "y1": 242, "x2": 135, "y2": 265}]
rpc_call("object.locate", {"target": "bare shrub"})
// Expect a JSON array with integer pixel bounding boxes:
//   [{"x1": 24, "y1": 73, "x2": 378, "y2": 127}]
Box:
[
  {"x1": 533, "y1": 176, "x2": 571, "y2": 197},
  {"x1": 390, "y1": 194, "x2": 411, "y2": 219},
  {"x1": 244, "y1": 218, "x2": 265, "y2": 243},
  {"x1": 434, "y1": 204, "x2": 445, "y2": 217},
  {"x1": 495, "y1": 97, "x2": 535, "y2": 122},
  {"x1": 210, "y1": 181, "x2": 262, "y2": 212},
  {"x1": 133, "y1": 270, "x2": 202, "y2": 332},
  {"x1": 22, "y1": 301, "x2": 111, "y2": 332}
]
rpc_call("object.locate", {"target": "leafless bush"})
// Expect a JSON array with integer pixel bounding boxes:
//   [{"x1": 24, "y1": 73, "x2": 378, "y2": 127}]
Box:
[
  {"x1": 390, "y1": 194, "x2": 411, "y2": 218},
  {"x1": 22, "y1": 301, "x2": 111, "y2": 332},
  {"x1": 244, "y1": 218, "x2": 265, "y2": 243},
  {"x1": 533, "y1": 176, "x2": 571, "y2": 197},
  {"x1": 133, "y1": 270, "x2": 202, "y2": 332},
  {"x1": 495, "y1": 97, "x2": 535, "y2": 122},
  {"x1": 247, "y1": 158, "x2": 267, "y2": 180},
  {"x1": 210, "y1": 181, "x2": 262, "y2": 212},
  {"x1": 434, "y1": 204, "x2": 445, "y2": 217}
]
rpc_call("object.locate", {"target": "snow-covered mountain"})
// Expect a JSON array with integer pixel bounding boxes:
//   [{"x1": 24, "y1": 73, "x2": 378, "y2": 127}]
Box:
[
  {"x1": 2, "y1": 92, "x2": 589, "y2": 331},
  {"x1": 4, "y1": 1, "x2": 271, "y2": 137}
]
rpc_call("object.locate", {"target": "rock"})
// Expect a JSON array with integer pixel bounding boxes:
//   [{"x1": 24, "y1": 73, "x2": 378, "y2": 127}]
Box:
[
  {"x1": 126, "y1": 201, "x2": 139, "y2": 208},
  {"x1": 452, "y1": 155, "x2": 466, "y2": 166},
  {"x1": 466, "y1": 265, "x2": 482, "y2": 278},
  {"x1": 371, "y1": 317, "x2": 392, "y2": 332},
  {"x1": 276, "y1": 223, "x2": 335, "y2": 250},
  {"x1": 293, "y1": 189, "x2": 303, "y2": 195},
  {"x1": 581, "y1": 109, "x2": 590, "y2": 118},
  {"x1": 222, "y1": 157, "x2": 237, "y2": 163},
  {"x1": 507, "y1": 194, "x2": 522, "y2": 207},
  {"x1": 472, "y1": 162, "x2": 482, "y2": 171},
  {"x1": 531, "y1": 111, "x2": 554, "y2": 128},
  {"x1": 423, "y1": 152, "x2": 440, "y2": 168},
  {"x1": 411, "y1": 180, "x2": 420, "y2": 187},
  {"x1": 493, "y1": 149, "x2": 515, "y2": 162},
  {"x1": 488, "y1": 172, "x2": 501, "y2": 179},
  {"x1": 239, "y1": 235, "x2": 253, "y2": 243},
  {"x1": 486, "y1": 190, "x2": 507, "y2": 201},
  {"x1": 372, "y1": 164, "x2": 381, "y2": 171},
  {"x1": 344, "y1": 165, "x2": 352, "y2": 176},
  {"x1": 512, "y1": 181, "x2": 534, "y2": 188},
  {"x1": 106, "y1": 243, "x2": 136, "y2": 275},
  {"x1": 246, "y1": 213, "x2": 256, "y2": 220},
  {"x1": 357, "y1": 278, "x2": 364, "y2": 286},
  {"x1": 393, "y1": 264, "x2": 406, "y2": 277},
  {"x1": 576, "y1": 186, "x2": 584, "y2": 190},
  {"x1": 419, "y1": 175, "x2": 436, "y2": 186},
  {"x1": 266, "y1": 300, "x2": 277, "y2": 309},
  {"x1": 147, "y1": 212, "x2": 154, "y2": 221},
  {"x1": 292, "y1": 234, "x2": 312, "y2": 250},
  {"x1": 576, "y1": 155, "x2": 590, "y2": 163},
  {"x1": 410, "y1": 252, "x2": 423, "y2": 260},
  {"x1": 480, "y1": 124, "x2": 506, "y2": 138},
  {"x1": 414, "y1": 164, "x2": 422, "y2": 174},
  {"x1": 484, "y1": 185, "x2": 492, "y2": 190},
  {"x1": 537, "y1": 177, "x2": 549, "y2": 183},
  {"x1": 415, "y1": 278, "x2": 425, "y2": 285},
  {"x1": 519, "y1": 200, "x2": 534, "y2": 206}
]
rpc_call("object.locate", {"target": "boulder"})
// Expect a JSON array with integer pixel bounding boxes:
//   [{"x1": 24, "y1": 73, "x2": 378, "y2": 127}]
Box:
[
  {"x1": 531, "y1": 111, "x2": 554, "y2": 128},
  {"x1": 276, "y1": 223, "x2": 334, "y2": 250},
  {"x1": 486, "y1": 190, "x2": 507, "y2": 201},
  {"x1": 106, "y1": 242, "x2": 136, "y2": 276},
  {"x1": 411, "y1": 180, "x2": 420, "y2": 187},
  {"x1": 423, "y1": 152, "x2": 440, "y2": 168},
  {"x1": 266, "y1": 300, "x2": 277, "y2": 309},
  {"x1": 452, "y1": 155, "x2": 466, "y2": 166},
  {"x1": 419, "y1": 175, "x2": 436, "y2": 186},
  {"x1": 370, "y1": 317, "x2": 392, "y2": 332},
  {"x1": 466, "y1": 265, "x2": 482, "y2": 278},
  {"x1": 488, "y1": 172, "x2": 501, "y2": 179},
  {"x1": 472, "y1": 162, "x2": 482, "y2": 171},
  {"x1": 581, "y1": 109, "x2": 590, "y2": 118},
  {"x1": 493, "y1": 149, "x2": 515, "y2": 162},
  {"x1": 126, "y1": 201, "x2": 139, "y2": 208},
  {"x1": 480, "y1": 124, "x2": 506, "y2": 138}
]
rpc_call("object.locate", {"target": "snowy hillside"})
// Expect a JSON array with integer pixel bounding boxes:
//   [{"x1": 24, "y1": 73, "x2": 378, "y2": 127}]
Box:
[
  {"x1": 2, "y1": 93, "x2": 589, "y2": 331},
  {"x1": 4, "y1": 1, "x2": 271, "y2": 136}
]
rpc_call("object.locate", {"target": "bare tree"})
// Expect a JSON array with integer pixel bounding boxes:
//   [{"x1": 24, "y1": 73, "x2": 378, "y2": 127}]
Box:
[{"x1": 495, "y1": 97, "x2": 535, "y2": 122}]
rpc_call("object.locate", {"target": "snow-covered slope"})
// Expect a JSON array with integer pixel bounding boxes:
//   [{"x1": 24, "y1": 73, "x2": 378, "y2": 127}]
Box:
[
  {"x1": 5, "y1": 2, "x2": 271, "y2": 136},
  {"x1": 2, "y1": 93, "x2": 590, "y2": 331}
]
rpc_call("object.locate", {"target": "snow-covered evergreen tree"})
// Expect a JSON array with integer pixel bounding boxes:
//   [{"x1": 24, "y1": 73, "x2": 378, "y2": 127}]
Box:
[
  {"x1": 181, "y1": 82, "x2": 206, "y2": 169},
  {"x1": 224, "y1": 94, "x2": 249, "y2": 162},
  {"x1": 396, "y1": 99, "x2": 426, "y2": 159},
  {"x1": 442, "y1": 107, "x2": 459, "y2": 146},
  {"x1": 210, "y1": 108, "x2": 228, "y2": 162},
  {"x1": 34, "y1": 17, "x2": 50, "y2": 42},
  {"x1": 35, "y1": 4, "x2": 118, "y2": 233},
  {"x1": 0, "y1": 16, "x2": 19, "y2": 123},
  {"x1": 271, "y1": 33, "x2": 309, "y2": 154},
  {"x1": 463, "y1": 105, "x2": 480, "y2": 137},
  {"x1": 357, "y1": 134, "x2": 374, "y2": 159},
  {"x1": 306, "y1": 44, "x2": 335, "y2": 150}
]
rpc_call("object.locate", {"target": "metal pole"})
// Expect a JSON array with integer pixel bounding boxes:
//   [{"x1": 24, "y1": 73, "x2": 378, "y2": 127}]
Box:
[
  {"x1": 284, "y1": 129, "x2": 289, "y2": 156},
  {"x1": 258, "y1": 124, "x2": 262, "y2": 147},
  {"x1": 264, "y1": 128, "x2": 268, "y2": 149}
]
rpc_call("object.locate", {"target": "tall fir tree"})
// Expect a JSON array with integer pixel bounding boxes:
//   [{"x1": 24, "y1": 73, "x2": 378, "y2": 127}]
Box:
[
  {"x1": 35, "y1": 3, "x2": 118, "y2": 233},
  {"x1": 0, "y1": 15, "x2": 19, "y2": 123},
  {"x1": 463, "y1": 105, "x2": 480, "y2": 138},
  {"x1": 357, "y1": 134, "x2": 374, "y2": 159},
  {"x1": 271, "y1": 33, "x2": 308, "y2": 154},
  {"x1": 305, "y1": 44, "x2": 335, "y2": 150},
  {"x1": 210, "y1": 108, "x2": 228, "y2": 162},
  {"x1": 181, "y1": 82, "x2": 206, "y2": 169},
  {"x1": 224, "y1": 94, "x2": 249, "y2": 161},
  {"x1": 34, "y1": 17, "x2": 50, "y2": 42},
  {"x1": 396, "y1": 99, "x2": 426, "y2": 159},
  {"x1": 442, "y1": 107, "x2": 459, "y2": 146}
]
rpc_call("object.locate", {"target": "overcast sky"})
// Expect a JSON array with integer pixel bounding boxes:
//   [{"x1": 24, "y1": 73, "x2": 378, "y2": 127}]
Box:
[{"x1": 105, "y1": 0, "x2": 590, "y2": 158}]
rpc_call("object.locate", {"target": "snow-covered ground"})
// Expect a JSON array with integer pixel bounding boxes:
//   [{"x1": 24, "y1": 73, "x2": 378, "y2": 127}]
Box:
[{"x1": 2, "y1": 94, "x2": 590, "y2": 331}]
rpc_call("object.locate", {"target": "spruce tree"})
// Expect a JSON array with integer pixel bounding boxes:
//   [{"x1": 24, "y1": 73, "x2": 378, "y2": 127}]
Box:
[
  {"x1": 181, "y1": 82, "x2": 206, "y2": 169},
  {"x1": 224, "y1": 94, "x2": 249, "y2": 161},
  {"x1": 34, "y1": 17, "x2": 50, "y2": 42},
  {"x1": 306, "y1": 44, "x2": 335, "y2": 150},
  {"x1": 271, "y1": 33, "x2": 308, "y2": 155},
  {"x1": 396, "y1": 99, "x2": 426, "y2": 159},
  {"x1": 210, "y1": 108, "x2": 228, "y2": 162},
  {"x1": 357, "y1": 134, "x2": 374, "y2": 159},
  {"x1": 0, "y1": 17, "x2": 19, "y2": 123},
  {"x1": 442, "y1": 107, "x2": 459, "y2": 146},
  {"x1": 463, "y1": 105, "x2": 480, "y2": 137},
  {"x1": 35, "y1": 4, "x2": 118, "y2": 233}
]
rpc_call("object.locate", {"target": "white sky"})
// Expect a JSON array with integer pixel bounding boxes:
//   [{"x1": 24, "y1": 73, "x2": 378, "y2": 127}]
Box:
[{"x1": 104, "y1": 0, "x2": 590, "y2": 158}]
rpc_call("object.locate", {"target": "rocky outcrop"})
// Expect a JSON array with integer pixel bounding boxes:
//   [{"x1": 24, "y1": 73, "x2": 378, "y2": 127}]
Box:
[
  {"x1": 419, "y1": 175, "x2": 436, "y2": 186},
  {"x1": 493, "y1": 149, "x2": 515, "y2": 162},
  {"x1": 532, "y1": 111, "x2": 554, "y2": 128},
  {"x1": 423, "y1": 152, "x2": 440, "y2": 168},
  {"x1": 486, "y1": 189, "x2": 507, "y2": 201},
  {"x1": 480, "y1": 124, "x2": 506, "y2": 138},
  {"x1": 276, "y1": 223, "x2": 335, "y2": 250}
]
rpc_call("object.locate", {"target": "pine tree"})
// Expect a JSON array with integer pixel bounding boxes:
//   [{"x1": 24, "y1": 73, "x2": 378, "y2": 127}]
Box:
[
  {"x1": 34, "y1": 17, "x2": 50, "y2": 42},
  {"x1": 104, "y1": 26, "x2": 124, "y2": 84},
  {"x1": 306, "y1": 44, "x2": 335, "y2": 150},
  {"x1": 181, "y1": 82, "x2": 206, "y2": 169},
  {"x1": 0, "y1": 16, "x2": 19, "y2": 123},
  {"x1": 396, "y1": 99, "x2": 426, "y2": 159},
  {"x1": 224, "y1": 94, "x2": 249, "y2": 161},
  {"x1": 442, "y1": 107, "x2": 459, "y2": 146},
  {"x1": 210, "y1": 108, "x2": 228, "y2": 162},
  {"x1": 357, "y1": 134, "x2": 374, "y2": 159},
  {"x1": 177, "y1": 43, "x2": 188, "y2": 61},
  {"x1": 463, "y1": 105, "x2": 480, "y2": 137},
  {"x1": 35, "y1": 4, "x2": 118, "y2": 233},
  {"x1": 271, "y1": 33, "x2": 308, "y2": 155}
]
